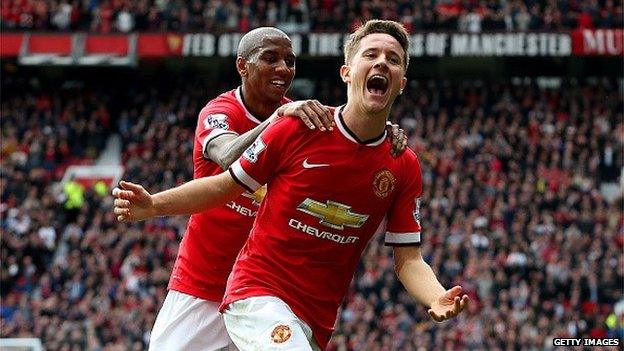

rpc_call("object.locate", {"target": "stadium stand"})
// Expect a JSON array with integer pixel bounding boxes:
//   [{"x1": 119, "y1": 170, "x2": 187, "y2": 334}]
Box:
[
  {"x1": 1, "y1": 66, "x2": 622, "y2": 349},
  {"x1": 1, "y1": 0, "x2": 622, "y2": 33},
  {"x1": 1, "y1": 1, "x2": 623, "y2": 349}
]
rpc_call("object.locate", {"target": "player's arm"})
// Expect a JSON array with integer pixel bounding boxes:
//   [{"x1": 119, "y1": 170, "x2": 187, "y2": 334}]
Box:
[
  {"x1": 394, "y1": 246, "x2": 469, "y2": 322},
  {"x1": 112, "y1": 173, "x2": 244, "y2": 221},
  {"x1": 206, "y1": 100, "x2": 333, "y2": 170},
  {"x1": 206, "y1": 122, "x2": 269, "y2": 171},
  {"x1": 388, "y1": 154, "x2": 467, "y2": 321}
]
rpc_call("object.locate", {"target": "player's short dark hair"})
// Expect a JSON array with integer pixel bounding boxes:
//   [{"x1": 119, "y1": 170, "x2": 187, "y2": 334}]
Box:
[
  {"x1": 344, "y1": 20, "x2": 410, "y2": 70},
  {"x1": 237, "y1": 27, "x2": 291, "y2": 60}
]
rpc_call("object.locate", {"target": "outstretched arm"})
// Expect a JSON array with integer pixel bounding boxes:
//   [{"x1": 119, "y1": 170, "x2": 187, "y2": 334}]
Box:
[
  {"x1": 394, "y1": 246, "x2": 469, "y2": 322},
  {"x1": 206, "y1": 100, "x2": 333, "y2": 170},
  {"x1": 112, "y1": 172, "x2": 244, "y2": 222}
]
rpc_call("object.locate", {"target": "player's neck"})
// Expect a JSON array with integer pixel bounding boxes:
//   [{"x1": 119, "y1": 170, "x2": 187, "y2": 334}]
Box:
[
  {"x1": 341, "y1": 102, "x2": 388, "y2": 141},
  {"x1": 240, "y1": 85, "x2": 281, "y2": 121}
]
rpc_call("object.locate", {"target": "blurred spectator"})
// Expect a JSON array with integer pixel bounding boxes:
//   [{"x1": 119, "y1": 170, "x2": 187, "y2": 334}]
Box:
[
  {"x1": 458, "y1": 7, "x2": 482, "y2": 33},
  {"x1": 50, "y1": 0, "x2": 72, "y2": 30},
  {"x1": 2, "y1": 0, "x2": 623, "y2": 33},
  {"x1": 116, "y1": 5, "x2": 135, "y2": 33},
  {"x1": 514, "y1": 4, "x2": 532, "y2": 31},
  {"x1": 63, "y1": 176, "x2": 85, "y2": 223}
]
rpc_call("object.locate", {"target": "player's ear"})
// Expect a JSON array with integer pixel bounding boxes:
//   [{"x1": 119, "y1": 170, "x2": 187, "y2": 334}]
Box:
[
  {"x1": 236, "y1": 57, "x2": 248, "y2": 77},
  {"x1": 400, "y1": 77, "x2": 407, "y2": 94},
  {"x1": 340, "y1": 65, "x2": 351, "y2": 84}
]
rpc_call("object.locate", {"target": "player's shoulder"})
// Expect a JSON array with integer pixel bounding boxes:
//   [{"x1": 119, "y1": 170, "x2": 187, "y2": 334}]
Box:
[
  {"x1": 270, "y1": 105, "x2": 336, "y2": 135},
  {"x1": 263, "y1": 116, "x2": 306, "y2": 143},
  {"x1": 395, "y1": 147, "x2": 421, "y2": 169},
  {"x1": 210, "y1": 89, "x2": 238, "y2": 105},
  {"x1": 271, "y1": 110, "x2": 312, "y2": 131},
  {"x1": 199, "y1": 89, "x2": 243, "y2": 118}
]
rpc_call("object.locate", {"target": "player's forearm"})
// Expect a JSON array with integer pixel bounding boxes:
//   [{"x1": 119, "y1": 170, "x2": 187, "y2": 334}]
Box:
[
  {"x1": 215, "y1": 118, "x2": 272, "y2": 170},
  {"x1": 394, "y1": 247, "x2": 446, "y2": 308},
  {"x1": 151, "y1": 172, "x2": 242, "y2": 216}
]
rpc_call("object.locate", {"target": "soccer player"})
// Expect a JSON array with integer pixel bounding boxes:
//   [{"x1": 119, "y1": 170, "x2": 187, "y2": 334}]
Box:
[
  {"x1": 127, "y1": 27, "x2": 407, "y2": 350},
  {"x1": 113, "y1": 20, "x2": 467, "y2": 350}
]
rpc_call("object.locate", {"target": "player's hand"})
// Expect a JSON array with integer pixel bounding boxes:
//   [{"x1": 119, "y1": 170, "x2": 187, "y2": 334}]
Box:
[
  {"x1": 386, "y1": 122, "x2": 408, "y2": 158},
  {"x1": 276, "y1": 100, "x2": 333, "y2": 131},
  {"x1": 111, "y1": 180, "x2": 156, "y2": 222},
  {"x1": 428, "y1": 286, "x2": 469, "y2": 322}
]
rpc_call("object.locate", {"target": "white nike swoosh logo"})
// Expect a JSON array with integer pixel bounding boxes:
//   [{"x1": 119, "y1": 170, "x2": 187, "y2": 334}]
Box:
[{"x1": 303, "y1": 158, "x2": 330, "y2": 169}]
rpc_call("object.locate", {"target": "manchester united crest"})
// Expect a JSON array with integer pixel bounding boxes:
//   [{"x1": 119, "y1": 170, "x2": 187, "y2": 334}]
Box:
[
  {"x1": 373, "y1": 169, "x2": 395, "y2": 198},
  {"x1": 270, "y1": 324, "x2": 292, "y2": 344}
]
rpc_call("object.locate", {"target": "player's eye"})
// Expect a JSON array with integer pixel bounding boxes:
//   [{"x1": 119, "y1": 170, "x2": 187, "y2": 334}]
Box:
[
  {"x1": 263, "y1": 55, "x2": 278, "y2": 63},
  {"x1": 285, "y1": 57, "x2": 295, "y2": 67}
]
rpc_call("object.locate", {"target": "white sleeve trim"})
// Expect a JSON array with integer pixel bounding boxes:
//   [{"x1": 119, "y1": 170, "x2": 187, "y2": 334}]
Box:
[
  {"x1": 230, "y1": 160, "x2": 262, "y2": 192},
  {"x1": 384, "y1": 231, "x2": 421, "y2": 245},
  {"x1": 202, "y1": 129, "x2": 239, "y2": 157}
]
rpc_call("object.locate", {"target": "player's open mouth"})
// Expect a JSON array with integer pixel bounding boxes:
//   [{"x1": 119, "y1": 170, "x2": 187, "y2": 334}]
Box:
[
  {"x1": 270, "y1": 79, "x2": 287, "y2": 89},
  {"x1": 366, "y1": 74, "x2": 388, "y2": 96}
]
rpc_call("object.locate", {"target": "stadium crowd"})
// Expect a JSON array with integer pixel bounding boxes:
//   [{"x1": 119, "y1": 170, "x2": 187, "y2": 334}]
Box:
[
  {"x1": 1, "y1": 71, "x2": 623, "y2": 350},
  {"x1": 2, "y1": 0, "x2": 623, "y2": 33}
]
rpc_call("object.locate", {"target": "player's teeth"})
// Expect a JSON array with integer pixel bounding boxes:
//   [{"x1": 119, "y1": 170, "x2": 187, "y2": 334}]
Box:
[{"x1": 372, "y1": 75, "x2": 386, "y2": 82}]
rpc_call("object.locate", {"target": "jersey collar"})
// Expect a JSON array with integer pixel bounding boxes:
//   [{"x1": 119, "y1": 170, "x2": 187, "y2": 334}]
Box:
[
  {"x1": 235, "y1": 86, "x2": 262, "y2": 124},
  {"x1": 334, "y1": 105, "x2": 387, "y2": 146}
]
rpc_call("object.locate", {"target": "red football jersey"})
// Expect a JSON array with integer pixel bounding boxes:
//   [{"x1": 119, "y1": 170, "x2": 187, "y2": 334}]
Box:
[
  {"x1": 225, "y1": 106, "x2": 423, "y2": 349},
  {"x1": 168, "y1": 87, "x2": 290, "y2": 301}
]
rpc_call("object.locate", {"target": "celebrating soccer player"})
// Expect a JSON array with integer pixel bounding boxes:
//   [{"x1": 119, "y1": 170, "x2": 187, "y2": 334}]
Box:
[
  {"x1": 117, "y1": 27, "x2": 407, "y2": 351},
  {"x1": 113, "y1": 20, "x2": 465, "y2": 351}
]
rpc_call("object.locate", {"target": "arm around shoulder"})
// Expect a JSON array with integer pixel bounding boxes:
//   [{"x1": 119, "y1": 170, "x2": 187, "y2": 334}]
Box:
[{"x1": 204, "y1": 119, "x2": 273, "y2": 170}]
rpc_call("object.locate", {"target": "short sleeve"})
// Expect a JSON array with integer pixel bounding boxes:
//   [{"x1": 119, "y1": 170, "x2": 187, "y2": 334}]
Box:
[
  {"x1": 385, "y1": 154, "x2": 423, "y2": 246},
  {"x1": 196, "y1": 107, "x2": 240, "y2": 158},
  {"x1": 228, "y1": 118, "x2": 293, "y2": 193}
]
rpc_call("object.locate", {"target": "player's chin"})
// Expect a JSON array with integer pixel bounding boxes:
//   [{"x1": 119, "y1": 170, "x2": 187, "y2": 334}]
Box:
[
  {"x1": 266, "y1": 82, "x2": 289, "y2": 97},
  {"x1": 364, "y1": 97, "x2": 390, "y2": 113}
]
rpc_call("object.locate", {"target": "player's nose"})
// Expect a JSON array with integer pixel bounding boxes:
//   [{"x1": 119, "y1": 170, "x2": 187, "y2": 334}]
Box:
[
  {"x1": 373, "y1": 57, "x2": 390, "y2": 71},
  {"x1": 276, "y1": 58, "x2": 294, "y2": 71}
]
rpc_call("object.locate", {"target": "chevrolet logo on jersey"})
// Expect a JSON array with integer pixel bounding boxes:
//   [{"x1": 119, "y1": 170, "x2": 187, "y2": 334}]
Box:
[
  {"x1": 241, "y1": 185, "x2": 267, "y2": 206},
  {"x1": 296, "y1": 198, "x2": 369, "y2": 230}
]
